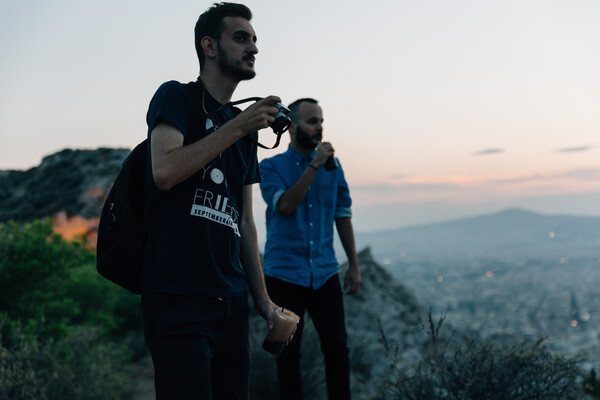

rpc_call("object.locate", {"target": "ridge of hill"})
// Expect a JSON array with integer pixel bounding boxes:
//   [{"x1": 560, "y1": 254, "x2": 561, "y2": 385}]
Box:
[
  {"x1": 0, "y1": 147, "x2": 129, "y2": 223},
  {"x1": 355, "y1": 208, "x2": 600, "y2": 263}
]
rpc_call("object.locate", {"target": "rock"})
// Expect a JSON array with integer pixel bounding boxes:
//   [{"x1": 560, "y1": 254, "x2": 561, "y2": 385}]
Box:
[{"x1": 0, "y1": 147, "x2": 130, "y2": 223}]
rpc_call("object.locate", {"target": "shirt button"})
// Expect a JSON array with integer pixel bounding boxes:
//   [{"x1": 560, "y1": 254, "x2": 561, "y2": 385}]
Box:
[
  {"x1": 310, "y1": 241, "x2": 314, "y2": 245},
  {"x1": 309, "y1": 222, "x2": 313, "y2": 226},
  {"x1": 309, "y1": 204, "x2": 313, "y2": 208}
]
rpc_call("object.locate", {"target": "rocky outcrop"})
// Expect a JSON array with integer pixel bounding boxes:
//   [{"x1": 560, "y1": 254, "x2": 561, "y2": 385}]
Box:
[
  {"x1": 0, "y1": 148, "x2": 130, "y2": 242},
  {"x1": 0, "y1": 148, "x2": 129, "y2": 223},
  {"x1": 341, "y1": 247, "x2": 425, "y2": 396}
]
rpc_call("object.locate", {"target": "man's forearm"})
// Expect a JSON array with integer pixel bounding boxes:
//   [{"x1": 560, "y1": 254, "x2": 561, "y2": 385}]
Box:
[
  {"x1": 336, "y1": 217, "x2": 361, "y2": 294},
  {"x1": 151, "y1": 122, "x2": 247, "y2": 191},
  {"x1": 336, "y1": 217, "x2": 359, "y2": 267},
  {"x1": 277, "y1": 165, "x2": 317, "y2": 215}
]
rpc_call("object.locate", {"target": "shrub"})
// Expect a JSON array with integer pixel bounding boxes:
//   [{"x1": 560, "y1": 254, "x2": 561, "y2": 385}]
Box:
[
  {"x1": 379, "y1": 310, "x2": 587, "y2": 400},
  {"x1": 584, "y1": 368, "x2": 600, "y2": 397},
  {"x1": 0, "y1": 220, "x2": 141, "y2": 342},
  {"x1": 0, "y1": 323, "x2": 132, "y2": 400},
  {"x1": 0, "y1": 220, "x2": 142, "y2": 399}
]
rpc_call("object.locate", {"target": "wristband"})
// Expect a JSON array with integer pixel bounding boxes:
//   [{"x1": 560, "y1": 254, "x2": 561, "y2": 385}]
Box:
[{"x1": 308, "y1": 164, "x2": 319, "y2": 172}]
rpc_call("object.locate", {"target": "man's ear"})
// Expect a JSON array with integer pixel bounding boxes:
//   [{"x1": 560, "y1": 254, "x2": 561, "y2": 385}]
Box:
[
  {"x1": 201, "y1": 36, "x2": 217, "y2": 60},
  {"x1": 289, "y1": 122, "x2": 297, "y2": 135}
]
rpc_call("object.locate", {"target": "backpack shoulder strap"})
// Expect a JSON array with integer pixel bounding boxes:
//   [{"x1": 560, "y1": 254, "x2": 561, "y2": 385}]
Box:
[{"x1": 182, "y1": 80, "x2": 207, "y2": 146}]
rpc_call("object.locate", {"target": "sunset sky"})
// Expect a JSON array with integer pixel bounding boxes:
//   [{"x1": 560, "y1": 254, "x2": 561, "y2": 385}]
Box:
[{"x1": 1, "y1": 0, "x2": 599, "y2": 233}]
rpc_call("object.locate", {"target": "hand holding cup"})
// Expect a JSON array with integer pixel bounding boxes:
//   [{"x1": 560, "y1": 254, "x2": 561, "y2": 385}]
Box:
[{"x1": 262, "y1": 307, "x2": 300, "y2": 355}]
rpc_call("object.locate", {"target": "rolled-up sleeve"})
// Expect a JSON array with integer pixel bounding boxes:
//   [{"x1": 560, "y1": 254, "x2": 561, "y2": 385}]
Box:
[
  {"x1": 335, "y1": 160, "x2": 352, "y2": 218},
  {"x1": 259, "y1": 158, "x2": 287, "y2": 213}
]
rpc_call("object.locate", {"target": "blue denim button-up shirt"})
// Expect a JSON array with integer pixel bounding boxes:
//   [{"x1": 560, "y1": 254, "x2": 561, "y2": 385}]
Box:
[{"x1": 259, "y1": 146, "x2": 352, "y2": 289}]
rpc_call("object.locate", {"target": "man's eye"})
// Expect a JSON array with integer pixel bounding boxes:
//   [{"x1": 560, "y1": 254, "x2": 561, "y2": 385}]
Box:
[{"x1": 235, "y1": 36, "x2": 247, "y2": 43}]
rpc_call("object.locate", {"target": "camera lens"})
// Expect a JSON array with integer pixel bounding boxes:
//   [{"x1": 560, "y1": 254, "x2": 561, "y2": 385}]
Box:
[{"x1": 270, "y1": 103, "x2": 291, "y2": 134}]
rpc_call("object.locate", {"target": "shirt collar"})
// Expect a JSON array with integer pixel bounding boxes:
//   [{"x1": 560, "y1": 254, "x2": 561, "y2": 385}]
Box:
[{"x1": 285, "y1": 145, "x2": 316, "y2": 164}]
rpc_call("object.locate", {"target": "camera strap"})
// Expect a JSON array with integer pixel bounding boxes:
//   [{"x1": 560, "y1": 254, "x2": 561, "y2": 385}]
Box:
[{"x1": 216, "y1": 97, "x2": 285, "y2": 149}]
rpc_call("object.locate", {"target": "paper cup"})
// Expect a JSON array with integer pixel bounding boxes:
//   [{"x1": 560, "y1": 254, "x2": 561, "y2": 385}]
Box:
[{"x1": 262, "y1": 308, "x2": 300, "y2": 355}]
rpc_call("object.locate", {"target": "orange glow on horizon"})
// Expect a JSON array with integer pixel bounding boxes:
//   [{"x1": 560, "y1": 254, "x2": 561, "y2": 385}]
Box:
[
  {"x1": 348, "y1": 167, "x2": 600, "y2": 209},
  {"x1": 389, "y1": 175, "x2": 492, "y2": 186},
  {"x1": 52, "y1": 211, "x2": 99, "y2": 247}
]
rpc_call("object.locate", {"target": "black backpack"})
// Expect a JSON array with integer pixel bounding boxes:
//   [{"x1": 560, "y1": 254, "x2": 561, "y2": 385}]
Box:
[
  {"x1": 96, "y1": 81, "x2": 203, "y2": 294},
  {"x1": 96, "y1": 140, "x2": 155, "y2": 294}
]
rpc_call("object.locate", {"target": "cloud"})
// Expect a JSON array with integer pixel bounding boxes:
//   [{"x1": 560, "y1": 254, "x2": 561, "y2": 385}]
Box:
[
  {"x1": 472, "y1": 148, "x2": 505, "y2": 156},
  {"x1": 556, "y1": 145, "x2": 595, "y2": 153},
  {"x1": 350, "y1": 167, "x2": 600, "y2": 208},
  {"x1": 562, "y1": 168, "x2": 600, "y2": 181},
  {"x1": 388, "y1": 174, "x2": 407, "y2": 180}
]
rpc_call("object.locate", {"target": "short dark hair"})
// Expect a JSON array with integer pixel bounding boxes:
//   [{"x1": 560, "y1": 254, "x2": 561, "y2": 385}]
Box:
[
  {"x1": 287, "y1": 98, "x2": 319, "y2": 124},
  {"x1": 194, "y1": 3, "x2": 253, "y2": 70}
]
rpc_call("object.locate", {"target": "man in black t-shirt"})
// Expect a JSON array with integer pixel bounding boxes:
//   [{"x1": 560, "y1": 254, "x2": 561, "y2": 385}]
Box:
[{"x1": 141, "y1": 3, "x2": 283, "y2": 399}]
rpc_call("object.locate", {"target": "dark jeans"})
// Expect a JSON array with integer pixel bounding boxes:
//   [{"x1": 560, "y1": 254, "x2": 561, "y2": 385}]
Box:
[
  {"x1": 265, "y1": 274, "x2": 351, "y2": 400},
  {"x1": 141, "y1": 292, "x2": 250, "y2": 400}
]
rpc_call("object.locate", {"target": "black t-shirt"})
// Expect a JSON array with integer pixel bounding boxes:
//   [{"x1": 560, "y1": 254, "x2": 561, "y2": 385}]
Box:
[{"x1": 142, "y1": 80, "x2": 260, "y2": 297}]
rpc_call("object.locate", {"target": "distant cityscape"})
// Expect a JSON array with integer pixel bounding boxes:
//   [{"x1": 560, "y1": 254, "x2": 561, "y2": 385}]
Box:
[
  {"x1": 386, "y1": 256, "x2": 600, "y2": 369},
  {"x1": 350, "y1": 209, "x2": 600, "y2": 371}
]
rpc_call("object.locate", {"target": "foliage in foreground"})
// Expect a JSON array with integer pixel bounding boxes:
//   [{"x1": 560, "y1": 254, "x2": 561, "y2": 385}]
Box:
[
  {"x1": 0, "y1": 324, "x2": 131, "y2": 400},
  {"x1": 0, "y1": 220, "x2": 141, "y2": 341},
  {"x1": 585, "y1": 368, "x2": 600, "y2": 398},
  {"x1": 0, "y1": 220, "x2": 142, "y2": 399},
  {"x1": 378, "y1": 310, "x2": 588, "y2": 400}
]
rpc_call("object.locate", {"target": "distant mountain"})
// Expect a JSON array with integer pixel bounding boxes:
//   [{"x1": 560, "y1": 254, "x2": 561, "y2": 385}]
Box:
[
  {"x1": 351, "y1": 192, "x2": 600, "y2": 232},
  {"x1": 354, "y1": 208, "x2": 600, "y2": 263}
]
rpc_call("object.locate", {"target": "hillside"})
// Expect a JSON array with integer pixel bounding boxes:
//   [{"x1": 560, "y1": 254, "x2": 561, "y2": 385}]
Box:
[
  {"x1": 0, "y1": 147, "x2": 130, "y2": 221},
  {"x1": 355, "y1": 208, "x2": 600, "y2": 263},
  {"x1": 0, "y1": 147, "x2": 129, "y2": 240}
]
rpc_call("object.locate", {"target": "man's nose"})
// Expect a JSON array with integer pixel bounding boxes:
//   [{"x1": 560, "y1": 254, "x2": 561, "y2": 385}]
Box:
[{"x1": 248, "y1": 42, "x2": 258, "y2": 54}]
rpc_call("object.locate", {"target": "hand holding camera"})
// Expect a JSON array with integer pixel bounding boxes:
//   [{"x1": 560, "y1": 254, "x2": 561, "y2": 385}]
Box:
[
  {"x1": 220, "y1": 95, "x2": 291, "y2": 137},
  {"x1": 231, "y1": 95, "x2": 282, "y2": 135}
]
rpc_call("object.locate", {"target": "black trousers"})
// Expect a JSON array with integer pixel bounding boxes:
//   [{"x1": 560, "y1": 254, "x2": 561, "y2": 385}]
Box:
[
  {"x1": 265, "y1": 275, "x2": 351, "y2": 400},
  {"x1": 141, "y1": 292, "x2": 250, "y2": 400}
]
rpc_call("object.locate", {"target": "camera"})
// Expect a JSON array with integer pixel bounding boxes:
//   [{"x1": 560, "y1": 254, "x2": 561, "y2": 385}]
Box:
[{"x1": 270, "y1": 103, "x2": 292, "y2": 134}]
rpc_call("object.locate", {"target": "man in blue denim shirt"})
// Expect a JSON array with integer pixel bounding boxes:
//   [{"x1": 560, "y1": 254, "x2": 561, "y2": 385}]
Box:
[{"x1": 259, "y1": 98, "x2": 361, "y2": 400}]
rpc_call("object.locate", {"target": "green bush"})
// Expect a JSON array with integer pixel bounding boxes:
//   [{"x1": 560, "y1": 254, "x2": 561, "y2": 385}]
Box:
[
  {"x1": 0, "y1": 323, "x2": 131, "y2": 400},
  {"x1": 379, "y1": 311, "x2": 587, "y2": 400},
  {"x1": 0, "y1": 220, "x2": 140, "y2": 341},
  {"x1": 0, "y1": 219, "x2": 143, "y2": 399}
]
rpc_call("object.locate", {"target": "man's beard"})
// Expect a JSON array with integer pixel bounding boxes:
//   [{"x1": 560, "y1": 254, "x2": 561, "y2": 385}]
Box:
[
  {"x1": 295, "y1": 125, "x2": 320, "y2": 150},
  {"x1": 218, "y1": 48, "x2": 256, "y2": 81}
]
